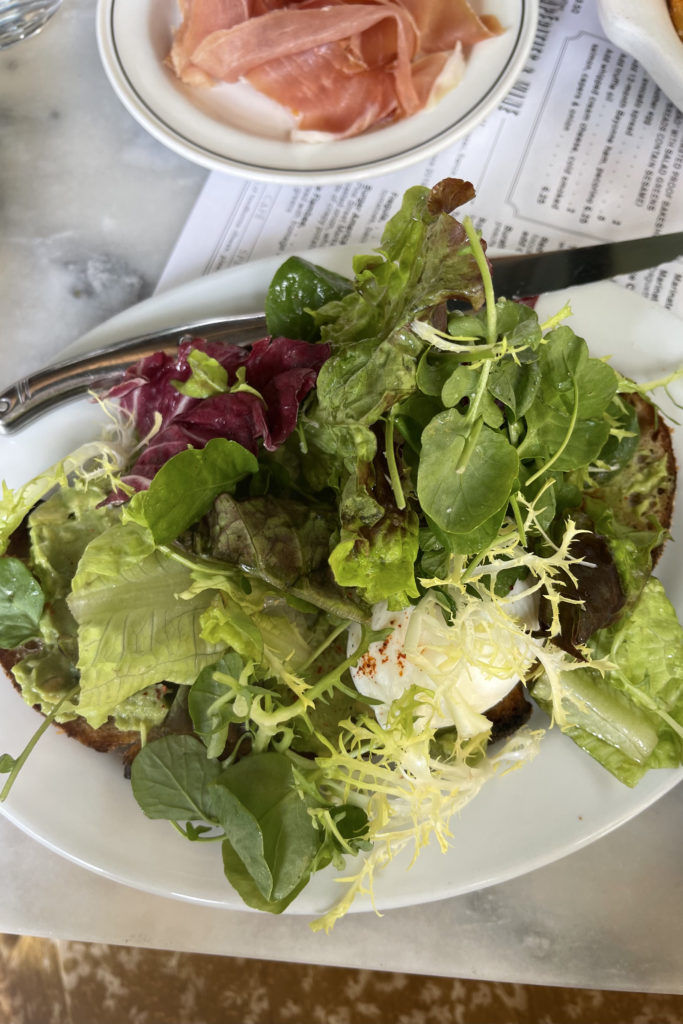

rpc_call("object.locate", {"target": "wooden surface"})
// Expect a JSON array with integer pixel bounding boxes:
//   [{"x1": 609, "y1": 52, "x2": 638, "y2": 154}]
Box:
[{"x1": 1, "y1": 935, "x2": 682, "y2": 1024}]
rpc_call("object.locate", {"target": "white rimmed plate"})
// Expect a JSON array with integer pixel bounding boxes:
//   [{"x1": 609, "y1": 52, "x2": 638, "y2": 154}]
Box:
[
  {"x1": 0, "y1": 246, "x2": 682, "y2": 916},
  {"x1": 597, "y1": 0, "x2": 683, "y2": 112},
  {"x1": 96, "y1": 0, "x2": 537, "y2": 183}
]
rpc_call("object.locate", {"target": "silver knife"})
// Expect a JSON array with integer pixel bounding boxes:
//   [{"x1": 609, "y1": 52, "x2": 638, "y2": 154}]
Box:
[{"x1": 1, "y1": 231, "x2": 681, "y2": 433}]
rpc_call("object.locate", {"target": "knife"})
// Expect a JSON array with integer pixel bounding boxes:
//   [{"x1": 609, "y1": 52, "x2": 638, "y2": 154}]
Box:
[
  {"x1": 489, "y1": 231, "x2": 683, "y2": 297},
  {"x1": 1, "y1": 231, "x2": 681, "y2": 433}
]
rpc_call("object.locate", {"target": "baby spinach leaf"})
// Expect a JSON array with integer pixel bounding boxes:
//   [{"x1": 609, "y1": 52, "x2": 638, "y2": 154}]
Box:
[
  {"x1": 265, "y1": 256, "x2": 353, "y2": 342},
  {"x1": 0, "y1": 557, "x2": 45, "y2": 648},
  {"x1": 136, "y1": 438, "x2": 258, "y2": 545},
  {"x1": 130, "y1": 734, "x2": 224, "y2": 823},
  {"x1": 213, "y1": 751, "x2": 320, "y2": 903}
]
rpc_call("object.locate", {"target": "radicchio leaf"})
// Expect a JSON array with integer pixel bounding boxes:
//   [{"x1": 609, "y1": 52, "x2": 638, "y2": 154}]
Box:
[{"x1": 107, "y1": 336, "x2": 330, "y2": 492}]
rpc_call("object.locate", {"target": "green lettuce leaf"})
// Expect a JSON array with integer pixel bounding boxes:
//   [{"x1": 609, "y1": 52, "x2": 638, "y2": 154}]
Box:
[
  {"x1": 68, "y1": 523, "x2": 225, "y2": 726},
  {"x1": 534, "y1": 578, "x2": 683, "y2": 785}
]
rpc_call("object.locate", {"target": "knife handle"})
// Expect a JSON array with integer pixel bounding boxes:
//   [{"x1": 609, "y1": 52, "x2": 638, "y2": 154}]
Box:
[
  {"x1": 0, "y1": 313, "x2": 269, "y2": 433},
  {"x1": 0, "y1": 350, "x2": 148, "y2": 433}
]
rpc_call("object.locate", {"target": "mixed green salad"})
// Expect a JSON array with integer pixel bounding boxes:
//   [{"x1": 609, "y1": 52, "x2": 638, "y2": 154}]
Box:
[{"x1": 1, "y1": 178, "x2": 682, "y2": 928}]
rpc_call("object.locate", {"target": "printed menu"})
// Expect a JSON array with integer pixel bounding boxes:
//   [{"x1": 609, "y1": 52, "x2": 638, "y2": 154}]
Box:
[{"x1": 157, "y1": 0, "x2": 683, "y2": 317}]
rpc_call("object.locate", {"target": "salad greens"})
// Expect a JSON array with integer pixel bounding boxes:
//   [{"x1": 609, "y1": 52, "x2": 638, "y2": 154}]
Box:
[{"x1": 1, "y1": 178, "x2": 682, "y2": 929}]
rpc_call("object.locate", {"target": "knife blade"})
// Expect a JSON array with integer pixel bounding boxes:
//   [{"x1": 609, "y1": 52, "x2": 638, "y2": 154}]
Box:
[
  {"x1": 1, "y1": 231, "x2": 681, "y2": 433},
  {"x1": 490, "y1": 230, "x2": 683, "y2": 298}
]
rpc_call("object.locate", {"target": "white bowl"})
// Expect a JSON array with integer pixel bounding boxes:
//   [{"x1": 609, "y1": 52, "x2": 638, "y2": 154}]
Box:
[
  {"x1": 597, "y1": 0, "x2": 683, "y2": 111},
  {"x1": 97, "y1": 0, "x2": 538, "y2": 184}
]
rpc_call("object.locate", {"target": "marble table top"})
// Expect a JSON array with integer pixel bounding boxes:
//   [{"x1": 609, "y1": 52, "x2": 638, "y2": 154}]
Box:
[{"x1": 1, "y1": 0, "x2": 682, "y2": 993}]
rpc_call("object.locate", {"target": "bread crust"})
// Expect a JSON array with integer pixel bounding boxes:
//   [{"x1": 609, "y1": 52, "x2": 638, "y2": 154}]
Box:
[{"x1": 669, "y1": 0, "x2": 683, "y2": 39}]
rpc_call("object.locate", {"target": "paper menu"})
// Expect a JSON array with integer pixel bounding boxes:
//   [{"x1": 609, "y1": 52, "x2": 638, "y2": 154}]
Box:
[{"x1": 156, "y1": 0, "x2": 683, "y2": 318}]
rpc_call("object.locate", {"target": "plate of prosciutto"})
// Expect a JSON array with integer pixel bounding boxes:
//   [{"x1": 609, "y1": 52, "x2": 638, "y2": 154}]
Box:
[{"x1": 96, "y1": 0, "x2": 537, "y2": 182}]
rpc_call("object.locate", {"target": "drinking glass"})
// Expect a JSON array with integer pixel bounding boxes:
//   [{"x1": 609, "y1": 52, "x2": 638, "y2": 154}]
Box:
[{"x1": 0, "y1": 0, "x2": 62, "y2": 49}]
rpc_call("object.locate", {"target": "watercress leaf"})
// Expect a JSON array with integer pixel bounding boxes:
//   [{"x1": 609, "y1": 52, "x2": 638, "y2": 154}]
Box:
[
  {"x1": 481, "y1": 393, "x2": 504, "y2": 429},
  {"x1": 418, "y1": 410, "x2": 518, "y2": 534},
  {"x1": 517, "y1": 332, "x2": 618, "y2": 470},
  {"x1": 519, "y1": 403, "x2": 611, "y2": 472},
  {"x1": 593, "y1": 396, "x2": 641, "y2": 481},
  {"x1": 495, "y1": 299, "x2": 543, "y2": 350},
  {"x1": 0, "y1": 557, "x2": 45, "y2": 648},
  {"x1": 213, "y1": 751, "x2": 321, "y2": 902},
  {"x1": 537, "y1": 327, "x2": 618, "y2": 420},
  {"x1": 488, "y1": 355, "x2": 541, "y2": 418},
  {"x1": 221, "y1": 839, "x2": 310, "y2": 914},
  {"x1": 439, "y1": 502, "x2": 508, "y2": 557},
  {"x1": 446, "y1": 307, "x2": 488, "y2": 339},
  {"x1": 130, "y1": 734, "x2": 224, "y2": 823},
  {"x1": 416, "y1": 349, "x2": 464, "y2": 397},
  {"x1": 441, "y1": 365, "x2": 479, "y2": 408},
  {"x1": 138, "y1": 438, "x2": 258, "y2": 545}
]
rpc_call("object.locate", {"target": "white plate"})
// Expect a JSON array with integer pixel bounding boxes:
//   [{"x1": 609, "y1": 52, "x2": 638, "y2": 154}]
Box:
[
  {"x1": 597, "y1": 0, "x2": 683, "y2": 112},
  {"x1": 96, "y1": 0, "x2": 537, "y2": 183},
  {"x1": 1, "y1": 247, "x2": 682, "y2": 916}
]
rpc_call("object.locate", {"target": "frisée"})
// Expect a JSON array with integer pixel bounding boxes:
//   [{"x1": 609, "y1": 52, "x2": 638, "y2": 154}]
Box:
[{"x1": 1, "y1": 178, "x2": 682, "y2": 930}]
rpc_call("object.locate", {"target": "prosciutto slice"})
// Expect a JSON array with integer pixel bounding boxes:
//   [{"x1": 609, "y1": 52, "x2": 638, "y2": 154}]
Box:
[{"x1": 167, "y1": 0, "x2": 502, "y2": 139}]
